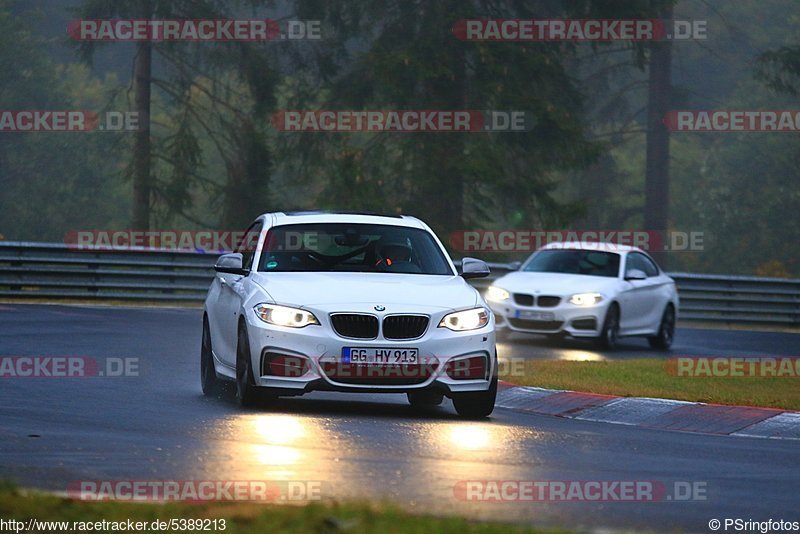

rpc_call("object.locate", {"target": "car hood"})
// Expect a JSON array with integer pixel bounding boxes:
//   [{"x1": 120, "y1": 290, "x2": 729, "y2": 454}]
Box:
[
  {"x1": 491, "y1": 271, "x2": 621, "y2": 297},
  {"x1": 251, "y1": 272, "x2": 479, "y2": 312}
]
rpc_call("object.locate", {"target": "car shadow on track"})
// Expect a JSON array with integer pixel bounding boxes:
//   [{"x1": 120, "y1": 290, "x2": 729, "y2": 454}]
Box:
[{"x1": 497, "y1": 329, "x2": 676, "y2": 359}]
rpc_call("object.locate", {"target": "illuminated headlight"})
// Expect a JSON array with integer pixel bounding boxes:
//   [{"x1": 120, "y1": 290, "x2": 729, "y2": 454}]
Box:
[
  {"x1": 254, "y1": 304, "x2": 319, "y2": 328},
  {"x1": 485, "y1": 286, "x2": 510, "y2": 302},
  {"x1": 569, "y1": 293, "x2": 603, "y2": 306},
  {"x1": 439, "y1": 307, "x2": 489, "y2": 331}
]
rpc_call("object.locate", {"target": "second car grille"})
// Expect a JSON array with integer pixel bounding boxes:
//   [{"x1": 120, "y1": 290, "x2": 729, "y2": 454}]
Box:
[
  {"x1": 537, "y1": 296, "x2": 561, "y2": 307},
  {"x1": 513, "y1": 293, "x2": 534, "y2": 306},
  {"x1": 382, "y1": 315, "x2": 429, "y2": 340},
  {"x1": 512, "y1": 294, "x2": 561, "y2": 307},
  {"x1": 331, "y1": 314, "x2": 379, "y2": 339}
]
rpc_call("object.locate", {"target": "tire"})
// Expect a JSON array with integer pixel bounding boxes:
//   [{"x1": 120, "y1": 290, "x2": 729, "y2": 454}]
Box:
[
  {"x1": 597, "y1": 304, "x2": 620, "y2": 350},
  {"x1": 201, "y1": 316, "x2": 221, "y2": 397},
  {"x1": 452, "y1": 352, "x2": 498, "y2": 419},
  {"x1": 648, "y1": 305, "x2": 676, "y2": 350},
  {"x1": 236, "y1": 322, "x2": 263, "y2": 407},
  {"x1": 453, "y1": 374, "x2": 498, "y2": 419},
  {"x1": 407, "y1": 390, "x2": 444, "y2": 408}
]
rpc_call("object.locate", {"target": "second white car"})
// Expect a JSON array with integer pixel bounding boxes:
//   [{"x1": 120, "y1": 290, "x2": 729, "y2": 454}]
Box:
[{"x1": 486, "y1": 242, "x2": 678, "y2": 349}]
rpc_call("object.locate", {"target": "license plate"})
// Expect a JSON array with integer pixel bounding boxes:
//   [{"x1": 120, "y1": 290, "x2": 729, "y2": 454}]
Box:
[
  {"x1": 515, "y1": 310, "x2": 555, "y2": 321},
  {"x1": 342, "y1": 347, "x2": 419, "y2": 364}
]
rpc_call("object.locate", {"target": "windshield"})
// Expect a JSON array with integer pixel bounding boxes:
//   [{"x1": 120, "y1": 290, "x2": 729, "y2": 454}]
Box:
[
  {"x1": 523, "y1": 249, "x2": 620, "y2": 278},
  {"x1": 257, "y1": 223, "x2": 453, "y2": 275}
]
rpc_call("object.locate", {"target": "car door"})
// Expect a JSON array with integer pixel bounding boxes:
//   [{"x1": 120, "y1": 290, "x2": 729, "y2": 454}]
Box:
[
  {"x1": 619, "y1": 252, "x2": 663, "y2": 333},
  {"x1": 637, "y1": 253, "x2": 674, "y2": 330},
  {"x1": 214, "y1": 221, "x2": 263, "y2": 366},
  {"x1": 617, "y1": 253, "x2": 638, "y2": 331}
]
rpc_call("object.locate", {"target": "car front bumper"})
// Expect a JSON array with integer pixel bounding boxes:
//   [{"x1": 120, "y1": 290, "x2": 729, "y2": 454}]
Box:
[
  {"x1": 243, "y1": 312, "x2": 496, "y2": 396},
  {"x1": 488, "y1": 299, "x2": 610, "y2": 337}
]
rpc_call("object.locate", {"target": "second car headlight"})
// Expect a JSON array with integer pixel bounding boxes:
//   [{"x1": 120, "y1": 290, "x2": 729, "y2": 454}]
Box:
[
  {"x1": 485, "y1": 286, "x2": 510, "y2": 302},
  {"x1": 254, "y1": 303, "x2": 320, "y2": 328},
  {"x1": 439, "y1": 307, "x2": 489, "y2": 331},
  {"x1": 568, "y1": 292, "x2": 603, "y2": 306}
]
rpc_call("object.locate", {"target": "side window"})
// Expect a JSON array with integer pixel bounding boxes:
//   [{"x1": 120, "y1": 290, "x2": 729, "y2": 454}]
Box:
[
  {"x1": 626, "y1": 252, "x2": 658, "y2": 278},
  {"x1": 625, "y1": 253, "x2": 646, "y2": 277},
  {"x1": 237, "y1": 222, "x2": 263, "y2": 271},
  {"x1": 639, "y1": 253, "x2": 660, "y2": 277}
]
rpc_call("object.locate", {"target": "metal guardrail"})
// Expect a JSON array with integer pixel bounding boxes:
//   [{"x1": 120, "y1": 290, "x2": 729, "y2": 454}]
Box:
[
  {"x1": 0, "y1": 242, "x2": 216, "y2": 302},
  {"x1": 1, "y1": 242, "x2": 798, "y2": 327},
  {"x1": 665, "y1": 272, "x2": 800, "y2": 326}
]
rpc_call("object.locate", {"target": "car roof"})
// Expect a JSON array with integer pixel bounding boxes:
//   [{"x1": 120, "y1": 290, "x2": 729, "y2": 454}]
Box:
[
  {"x1": 540, "y1": 241, "x2": 641, "y2": 253},
  {"x1": 263, "y1": 211, "x2": 428, "y2": 230}
]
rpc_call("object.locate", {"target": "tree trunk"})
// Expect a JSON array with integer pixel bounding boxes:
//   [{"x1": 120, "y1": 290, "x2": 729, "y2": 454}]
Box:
[
  {"x1": 644, "y1": 4, "x2": 673, "y2": 267},
  {"x1": 415, "y1": 41, "x2": 466, "y2": 237},
  {"x1": 132, "y1": 8, "x2": 152, "y2": 231}
]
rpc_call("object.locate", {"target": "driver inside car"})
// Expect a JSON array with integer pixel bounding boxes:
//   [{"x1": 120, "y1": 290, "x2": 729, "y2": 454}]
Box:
[{"x1": 375, "y1": 242, "x2": 422, "y2": 273}]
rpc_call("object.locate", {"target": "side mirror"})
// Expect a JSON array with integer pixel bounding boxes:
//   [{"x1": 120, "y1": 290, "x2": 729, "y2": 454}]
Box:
[
  {"x1": 508, "y1": 261, "x2": 522, "y2": 271},
  {"x1": 214, "y1": 253, "x2": 248, "y2": 276},
  {"x1": 625, "y1": 268, "x2": 647, "y2": 281},
  {"x1": 460, "y1": 257, "x2": 491, "y2": 280}
]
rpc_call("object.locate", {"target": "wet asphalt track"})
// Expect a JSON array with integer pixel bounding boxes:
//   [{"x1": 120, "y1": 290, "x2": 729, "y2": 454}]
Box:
[{"x1": 0, "y1": 303, "x2": 798, "y2": 532}]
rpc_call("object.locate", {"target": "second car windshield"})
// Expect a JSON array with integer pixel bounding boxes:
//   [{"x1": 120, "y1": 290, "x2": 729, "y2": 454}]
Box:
[
  {"x1": 257, "y1": 223, "x2": 453, "y2": 275},
  {"x1": 523, "y1": 249, "x2": 620, "y2": 278}
]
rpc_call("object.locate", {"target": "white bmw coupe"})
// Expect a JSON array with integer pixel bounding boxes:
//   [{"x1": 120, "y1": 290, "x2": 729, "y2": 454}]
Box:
[
  {"x1": 201, "y1": 211, "x2": 498, "y2": 418},
  {"x1": 486, "y1": 242, "x2": 678, "y2": 349}
]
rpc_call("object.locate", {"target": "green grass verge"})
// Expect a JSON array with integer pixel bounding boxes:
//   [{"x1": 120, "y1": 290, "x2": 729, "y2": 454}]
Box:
[
  {"x1": 0, "y1": 483, "x2": 560, "y2": 534},
  {"x1": 501, "y1": 359, "x2": 800, "y2": 411}
]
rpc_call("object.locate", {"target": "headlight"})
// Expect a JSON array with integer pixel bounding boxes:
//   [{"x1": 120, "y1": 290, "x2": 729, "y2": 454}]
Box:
[
  {"x1": 569, "y1": 292, "x2": 603, "y2": 306},
  {"x1": 439, "y1": 307, "x2": 489, "y2": 331},
  {"x1": 254, "y1": 303, "x2": 320, "y2": 328},
  {"x1": 485, "y1": 286, "x2": 510, "y2": 302}
]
